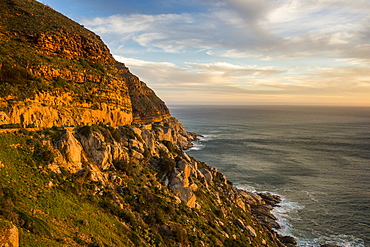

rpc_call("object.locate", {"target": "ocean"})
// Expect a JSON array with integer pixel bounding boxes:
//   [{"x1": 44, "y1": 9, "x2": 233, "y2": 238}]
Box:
[{"x1": 169, "y1": 105, "x2": 370, "y2": 247}]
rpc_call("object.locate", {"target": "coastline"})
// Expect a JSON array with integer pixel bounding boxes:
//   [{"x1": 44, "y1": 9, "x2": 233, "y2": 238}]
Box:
[{"x1": 176, "y1": 105, "x2": 368, "y2": 247}]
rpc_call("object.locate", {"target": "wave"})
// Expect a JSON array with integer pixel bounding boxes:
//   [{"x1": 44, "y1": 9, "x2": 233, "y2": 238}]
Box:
[
  {"x1": 188, "y1": 141, "x2": 205, "y2": 151},
  {"x1": 271, "y1": 196, "x2": 365, "y2": 247},
  {"x1": 272, "y1": 197, "x2": 304, "y2": 237},
  {"x1": 187, "y1": 134, "x2": 220, "y2": 151},
  {"x1": 242, "y1": 190, "x2": 366, "y2": 247},
  {"x1": 298, "y1": 235, "x2": 365, "y2": 247}
]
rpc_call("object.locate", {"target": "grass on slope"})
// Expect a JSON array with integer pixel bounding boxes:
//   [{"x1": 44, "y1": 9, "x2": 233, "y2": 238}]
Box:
[{"x1": 0, "y1": 132, "x2": 131, "y2": 246}]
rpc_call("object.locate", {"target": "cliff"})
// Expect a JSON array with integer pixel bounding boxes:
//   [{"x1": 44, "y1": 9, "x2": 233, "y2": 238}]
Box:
[{"x1": 0, "y1": 0, "x2": 170, "y2": 127}]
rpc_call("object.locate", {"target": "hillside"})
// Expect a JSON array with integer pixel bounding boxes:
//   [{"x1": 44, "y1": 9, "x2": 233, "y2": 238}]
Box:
[
  {"x1": 0, "y1": 120, "x2": 296, "y2": 247},
  {"x1": 0, "y1": 0, "x2": 298, "y2": 246}
]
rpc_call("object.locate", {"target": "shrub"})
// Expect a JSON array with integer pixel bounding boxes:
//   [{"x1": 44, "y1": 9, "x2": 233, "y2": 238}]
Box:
[
  {"x1": 33, "y1": 143, "x2": 55, "y2": 164},
  {"x1": 157, "y1": 158, "x2": 176, "y2": 174},
  {"x1": 18, "y1": 212, "x2": 52, "y2": 237},
  {"x1": 107, "y1": 126, "x2": 121, "y2": 143},
  {"x1": 0, "y1": 187, "x2": 18, "y2": 223},
  {"x1": 0, "y1": 63, "x2": 33, "y2": 84},
  {"x1": 78, "y1": 125, "x2": 94, "y2": 137},
  {"x1": 53, "y1": 76, "x2": 68, "y2": 89},
  {"x1": 98, "y1": 200, "x2": 137, "y2": 227},
  {"x1": 119, "y1": 127, "x2": 137, "y2": 140},
  {"x1": 113, "y1": 160, "x2": 137, "y2": 177},
  {"x1": 161, "y1": 140, "x2": 176, "y2": 153}
]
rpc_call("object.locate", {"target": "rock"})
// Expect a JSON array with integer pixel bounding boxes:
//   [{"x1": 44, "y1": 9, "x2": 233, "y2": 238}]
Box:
[
  {"x1": 279, "y1": 235, "x2": 297, "y2": 247},
  {"x1": 173, "y1": 196, "x2": 182, "y2": 204},
  {"x1": 240, "y1": 190, "x2": 265, "y2": 205},
  {"x1": 235, "y1": 196, "x2": 247, "y2": 211},
  {"x1": 246, "y1": 225, "x2": 257, "y2": 238},
  {"x1": 55, "y1": 129, "x2": 83, "y2": 173},
  {"x1": 199, "y1": 168, "x2": 213, "y2": 184},
  {"x1": 130, "y1": 127, "x2": 142, "y2": 140},
  {"x1": 129, "y1": 139, "x2": 145, "y2": 154},
  {"x1": 189, "y1": 183, "x2": 198, "y2": 192},
  {"x1": 131, "y1": 150, "x2": 144, "y2": 160},
  {"x1": 233, "y1": 219, "x2": 246, "y2": 231},
  {"x1": 251, "y1": 204, "x2": 280, "y2": 230},
  {"x1": 168, "y1": 170, "x2": 197, "y2": 208},
  {"x1": 0, "y1": 220, "x2": 19, "y2": 247},
  {"x1": 78, "y1": 131, "x2": 113, "y2": 170},
  {"x1": 258, "y1": 192, "x2": 281, "y2": 206},
  {"x1": 0, "y1": 92, "x2": 133, "y2": 128},
  {"x1": 177, "y1": 160, "x2": 192, "y2": 187},
  {"x1": 141, "y1": 130, "x2": 156, "y2": 155}
]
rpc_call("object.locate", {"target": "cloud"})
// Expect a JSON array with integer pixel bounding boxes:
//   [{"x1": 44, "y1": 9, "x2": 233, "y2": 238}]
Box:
[
  {"x1": 187, "y1": 62, "x2": 286, "y2": 78},
  {"x1": 84, "y1": 1, "x2": 370, "y2": 105},
  {"x1": 82, "y1": 0, "x2": 370, "y2": 63}
]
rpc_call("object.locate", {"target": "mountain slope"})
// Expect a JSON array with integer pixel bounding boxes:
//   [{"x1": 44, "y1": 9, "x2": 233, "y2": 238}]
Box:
[{"x1": 0, "y1": 0, "x2": 169, "y2": 127}]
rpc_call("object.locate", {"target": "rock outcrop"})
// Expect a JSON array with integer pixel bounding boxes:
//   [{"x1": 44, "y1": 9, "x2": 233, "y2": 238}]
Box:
[
  {"x1": 0, "y1": 220, "x2": 19, "y2": 247},
  {"x1": 0, "y1": 92, "x2": 133, "y2": 128}
]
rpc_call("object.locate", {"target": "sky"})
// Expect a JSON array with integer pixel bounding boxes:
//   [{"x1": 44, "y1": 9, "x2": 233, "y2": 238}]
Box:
[{"x1": 37, "y1": 0, "x2": 370, "y2": 106}]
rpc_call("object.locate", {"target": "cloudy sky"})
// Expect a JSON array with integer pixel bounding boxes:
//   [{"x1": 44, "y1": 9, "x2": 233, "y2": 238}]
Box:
[{"x1": 38, "y1": 0, "x2": 370, "y2": 106}]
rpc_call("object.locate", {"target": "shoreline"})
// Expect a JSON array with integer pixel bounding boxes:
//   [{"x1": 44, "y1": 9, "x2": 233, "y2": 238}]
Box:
[{"x1": 186, "y1": 137, "x2": 364, "y2": 247}]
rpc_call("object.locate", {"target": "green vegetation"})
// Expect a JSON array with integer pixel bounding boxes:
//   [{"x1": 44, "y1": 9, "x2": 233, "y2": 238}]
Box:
[{"x1": 127, "y1": 81, "x2": 170, "y2": 121}]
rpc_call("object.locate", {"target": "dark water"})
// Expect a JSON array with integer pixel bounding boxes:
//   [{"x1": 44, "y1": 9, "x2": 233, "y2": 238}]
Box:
[{"x1": 169, "y1": 105, "x2": 370, "y2": 247}]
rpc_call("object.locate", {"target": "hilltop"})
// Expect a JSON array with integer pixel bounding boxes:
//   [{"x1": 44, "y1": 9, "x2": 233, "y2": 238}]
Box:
[{"x1": 0, "y1": 0, "x2": 298, "y2": 246}]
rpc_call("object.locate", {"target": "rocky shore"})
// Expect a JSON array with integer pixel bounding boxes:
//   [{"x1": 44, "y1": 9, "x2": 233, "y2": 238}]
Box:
[{"x1": 47, "y1": 117, "x2": 299, "y2": 246}]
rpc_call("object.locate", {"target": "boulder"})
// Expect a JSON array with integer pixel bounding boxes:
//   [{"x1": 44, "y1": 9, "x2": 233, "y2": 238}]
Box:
[
  {"x1": 52, "y1": 130, "x2": 82, "y2": 171},
  {"x1": 129, "y1": 139, "x2": 145, "y2": 154},
  {"x1": 141, "y1": 129, "x2": 156, "y2": 155},
  {"x1": 168, "y1": 170, "x2": 197, "y2": 208},
  {"x1": 177, "y1": 160, "x2": 192, "y2": 187},
  {"x1": 240, "y1": 190, "x2": 265, "y2": 205},
  {"x1": 199, "y1": 168, "x2": 213, "y2": 184},
  {"x1": 78, "y1": 131, "x2": 113, "y2": 170},
  {"x1": 233, "y1": 219, "x2": 246, "y2": 231},
  {"x1": 258, "y1": 192, "x2": 281, "y2": 206},
  {"x1": 246, "y1": 225, "x2": 257, "y2": 238},
  {"x1": 279, "y1": 235, "x2": 297, "y2": 247}
]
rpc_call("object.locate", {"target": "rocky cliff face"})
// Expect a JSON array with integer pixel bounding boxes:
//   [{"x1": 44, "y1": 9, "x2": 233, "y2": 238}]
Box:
[
  {"x1": 0, "y1": 0, "x2": 170, "y2": 127},
  {"x1": 0, "y1": 219, "x2": 19, "y2": 247},
  {"x1": 0, "y1": 91, "x2": 132, "y2": 127}
]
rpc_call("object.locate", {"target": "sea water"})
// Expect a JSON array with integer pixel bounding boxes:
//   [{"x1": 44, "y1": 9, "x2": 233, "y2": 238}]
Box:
[{"x1": 169, "y1": 105, "x2": 370, "y2": 247}]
